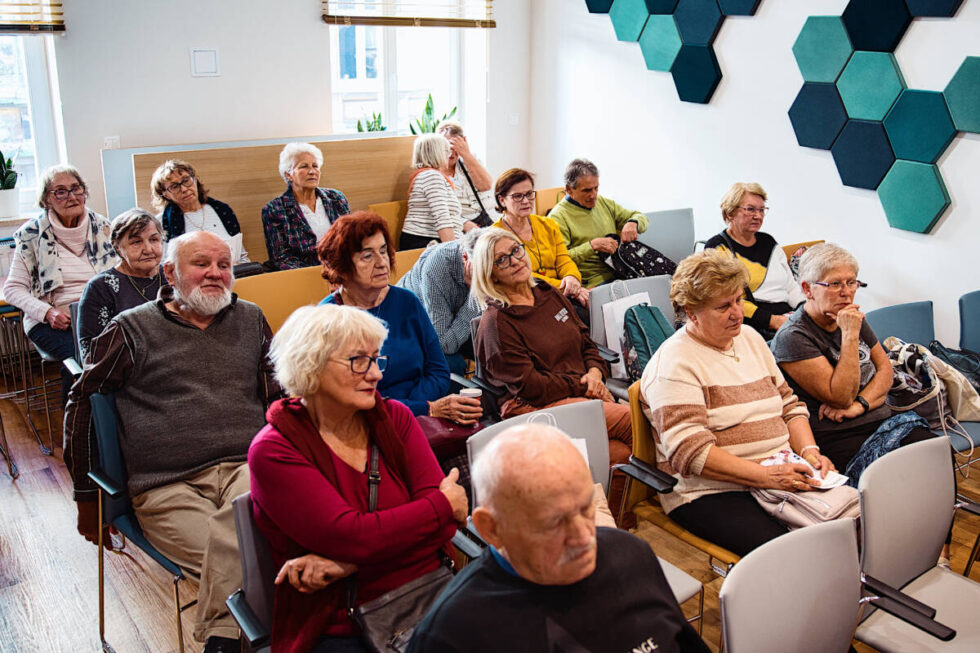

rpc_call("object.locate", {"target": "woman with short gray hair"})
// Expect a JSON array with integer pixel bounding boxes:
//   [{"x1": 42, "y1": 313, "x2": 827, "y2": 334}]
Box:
[
  {"x1": 261, "y1": 142, "x2": 350, "y2": 269},
  {"x1": 399, "y1": 133, "x2": 472, "y2": 250},
  {"x1": 77, "y1": 209, "x2": 165, "y2": 357}
]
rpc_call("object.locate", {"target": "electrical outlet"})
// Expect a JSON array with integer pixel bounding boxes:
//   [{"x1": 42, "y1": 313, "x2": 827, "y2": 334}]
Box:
[{"x1": 103, "y1": 136, "x2": 120, "y2": 150}]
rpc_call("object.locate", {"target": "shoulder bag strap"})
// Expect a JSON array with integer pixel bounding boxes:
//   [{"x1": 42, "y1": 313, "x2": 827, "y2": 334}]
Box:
[
  {"x1": 457, "y1": 160, "x2": 486, "y2": 213},
  {"x1": 348, "y1": 445, "x2": 382, "y2": 616}
]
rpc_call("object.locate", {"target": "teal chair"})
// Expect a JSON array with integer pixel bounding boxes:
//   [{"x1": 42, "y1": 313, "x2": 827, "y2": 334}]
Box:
[
  {"x1": 960, "y1": 290, "x2": 980, "y2": 352},
  {"x1": 866, "y1": 301, "x2": 935, "y2": 346}
]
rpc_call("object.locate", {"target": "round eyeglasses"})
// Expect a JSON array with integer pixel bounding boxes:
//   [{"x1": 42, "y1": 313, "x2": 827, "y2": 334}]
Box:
[
  {"x1": 493, "y1": 243, "x2": 527, "y2": 269},
  {"x1": 333, "y1": 355, "x2": 388, "y2": 375}
]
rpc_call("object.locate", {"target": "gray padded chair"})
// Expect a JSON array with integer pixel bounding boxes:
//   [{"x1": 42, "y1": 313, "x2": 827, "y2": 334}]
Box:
[
  {"x1": 226, "y1": 491, "x2": 274, "y2": 652},
  {"x1": 960, "y1": 290, "x2": 980, "y2": 352},
  {"x1": 465, "y1": 400, "x2": 705, "y2": 634},
  {"x1": 855, "y1": 438, "x2": 980, "y2": 651},
  {"x1": 720, "y1": 520, "x2": 862, "y2": 653},
  {"x1": 639, "y1": 208, "x2": 695, "y2": 265}
]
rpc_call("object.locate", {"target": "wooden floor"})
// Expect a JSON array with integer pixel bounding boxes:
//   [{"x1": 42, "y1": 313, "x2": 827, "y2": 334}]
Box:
[{"x1": 1, "y1": 392, "x2": 979, "y2": 653}]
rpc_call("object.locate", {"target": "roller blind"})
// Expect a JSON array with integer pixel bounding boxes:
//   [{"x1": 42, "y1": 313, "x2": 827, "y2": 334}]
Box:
[
  {"x1": 321, "y1": 1, "x2": 494, "y2": 28},
  {"x1": 0, "y1": 1, "x2": 64, "y2": 33}
]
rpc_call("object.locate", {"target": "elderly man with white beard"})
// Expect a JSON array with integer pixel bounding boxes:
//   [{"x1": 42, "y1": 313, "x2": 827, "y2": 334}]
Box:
[
  {"x1": 63, "y1": 230, "x2": 282, "y2": 653},
  {"x1": 408, "y1": 425, "x2": 709, "y2": 653}
]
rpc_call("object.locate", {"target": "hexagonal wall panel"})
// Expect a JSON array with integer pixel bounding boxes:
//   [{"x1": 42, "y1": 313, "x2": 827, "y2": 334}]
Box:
[
  {"x1": 842, "y1": 0, "x2": 911, "y2": 52},
  {"x1": 789, "y1": 83, "x2": 848, "y2": 150},
  {"x1": 671, "y1": 44, "x2": 722, "y2": 103},
  {"x1": 609, "y1": 0, "x2": 650, "y2": 41},
  {"x1": 673, "y1": 0, "x2": 723, "y2": 46},
  {"x1": 877, "y1": 161, "x2": 950, "y2": 233},
  {"x1": 640, "y1": 15, "x2": 682, "y2": 71},
  {"x1": 883, "y1": 90, "x2": 955, "y2": 163},
  {"x1": 944, "y1": 56, "x2": 980, "y2": 133},
  {"x1": 718, "y1": 0, "x2": 759, "y2": 15},
  {"x1": 586, "y1": 0, "x2": 615, "y2": 12},
  {"x1": 837, "y1": 51, "x2": 905, "y2": 120},
  {"x1": 831, "y1": 120, "x2": 895, "y2": 190},
  {"x1": 646, "y1": 0, "x2": 681, "y2": 11},
  {"x1": 792, "y1": 16, "x2": 854, "y2": 84},
  {"x1": 903, "y1": 0, "x2": 963, "y2": 17}
]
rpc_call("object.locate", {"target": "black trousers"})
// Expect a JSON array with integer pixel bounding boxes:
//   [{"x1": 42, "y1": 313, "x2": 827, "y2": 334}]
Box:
[
  {"x1": 398, "y1": 232, "x2": 435, "y2": 251},
  {"x1": 668, "y1": 491, "x2": 789, "y2": 557}
]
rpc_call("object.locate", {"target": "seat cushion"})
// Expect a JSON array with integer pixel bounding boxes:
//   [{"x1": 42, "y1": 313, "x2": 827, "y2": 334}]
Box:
[{"x1": 856, "y1": 567, "x2": 980, "y2": 651}]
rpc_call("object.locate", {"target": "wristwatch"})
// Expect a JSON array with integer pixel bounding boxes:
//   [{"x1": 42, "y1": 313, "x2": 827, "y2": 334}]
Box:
[{"x1": 855, "y1": 395, "x2": 870, "y2": 413}]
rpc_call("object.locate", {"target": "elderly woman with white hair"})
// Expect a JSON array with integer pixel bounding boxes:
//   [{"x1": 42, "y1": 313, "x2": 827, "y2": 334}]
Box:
[
  {"x1": 262, "y1": 142, "x2": 350, "y2": 270},
  {"x1": 398, "y1": 133, "x2": 476, "y2": 250},
  {"x1": 248, "y1": 303, "x2": 466, "y2": 653}
]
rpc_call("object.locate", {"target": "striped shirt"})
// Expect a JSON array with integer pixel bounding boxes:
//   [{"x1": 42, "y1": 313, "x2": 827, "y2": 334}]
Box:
[
  {"x1": 401, "y1": 169, "x2": 463, "y2": 240},
  {"x1": 640, "y1": 325, "x2": 809, "y2": 513}
]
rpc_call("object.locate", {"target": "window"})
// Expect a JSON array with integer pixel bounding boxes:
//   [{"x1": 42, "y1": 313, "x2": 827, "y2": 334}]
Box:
[{"x1": 0, "y1": 34, "x2": 62, "y2": 213}]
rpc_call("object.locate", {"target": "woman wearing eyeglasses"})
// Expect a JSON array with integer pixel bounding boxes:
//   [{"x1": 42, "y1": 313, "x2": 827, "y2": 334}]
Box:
[
  {"x1": 705, "y1": 182, "x2": 805, "y2": 338},
  {"x1": 770, "y1": 243, "x2": 935, "y2": 481},
  {"x1": 248, "y1": 303, "x2": 465, "y2": 653},
  {"x1": 150, "y1": 159, "x2": 250, "y2": 263},
  {"x1": 491, "y1": 168, "x2": 589, "y2": 320},
  {"x1": 319, "y1": 212, "x2": 482, "y2": 432},
  {"x1": 2, "y1": 164, "x2": 118, "y2": 404},
  {"x1": 471, "y1": 228, "x2": 632, "y2": 519}
]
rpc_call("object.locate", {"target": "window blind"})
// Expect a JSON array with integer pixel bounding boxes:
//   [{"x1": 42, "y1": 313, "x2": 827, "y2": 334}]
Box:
[
  {"x1": 321, "y1": 1, "x2": 494, "y2": 28},
  {"x1": 0, "y1": 1, "x2": 64, "y2": 33}
]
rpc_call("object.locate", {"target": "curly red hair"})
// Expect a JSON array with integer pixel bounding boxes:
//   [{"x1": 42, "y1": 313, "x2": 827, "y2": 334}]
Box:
[{"x1": 316, "y1": 211, "x2": 396, "y2": 284}]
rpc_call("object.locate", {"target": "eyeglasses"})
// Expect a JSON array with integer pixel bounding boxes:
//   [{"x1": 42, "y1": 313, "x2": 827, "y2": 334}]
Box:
[
  {"x1": 334, "y1": 355, "x2": 388, "y2": 375},
  {"x1": 738, "y1": 205, "x2": 769, "y2": 216},
  {"x1": 50, "y1": 184, "x2": 87, "y2": 201},
  {"x1": 493, "y1": 243, "x2": 527, "y2": 269},
  {"x1": 506, "y1": 191, "x2": 536, "y2": 203},
  {"x1": 811, "y1": 279, "x2": 868, "y2": 291},
  {"x1": 164, "y1": 176, "x2": 195, "y2": 194}
]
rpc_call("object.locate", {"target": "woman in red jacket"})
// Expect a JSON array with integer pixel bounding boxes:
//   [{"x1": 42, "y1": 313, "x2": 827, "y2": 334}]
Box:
[{"x1": 248, "y1": 304, "x2": 467, "y2": 653}]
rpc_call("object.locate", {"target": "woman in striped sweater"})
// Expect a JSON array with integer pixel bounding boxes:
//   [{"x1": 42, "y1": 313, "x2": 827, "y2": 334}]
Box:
[{"x1": 640, "y1": 249, "x2": 834, "y2": 555}]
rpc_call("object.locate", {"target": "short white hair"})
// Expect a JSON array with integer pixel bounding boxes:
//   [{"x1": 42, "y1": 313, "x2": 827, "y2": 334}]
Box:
[
  {"x1": 271, "y1": 304, "x2": 388, "y2": 398},
  {"x1": 163, "y1": 231, "x2": 231, "y2": 268},
  {"x1": 798, "y1": 242, "x2": 859, "y2": 284},
  {"x1": 412, "y1": 133, "x2": 450, "y2": 169},
  {"x1": 278, "y1": 142, "x2": 324, "y2": 182}
]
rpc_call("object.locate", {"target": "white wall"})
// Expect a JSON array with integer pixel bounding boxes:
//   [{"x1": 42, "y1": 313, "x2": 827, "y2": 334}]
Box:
[
  {"x1": 485, "y1": 0, "x2": 532, "y2": 174},
  {"x1": 527, "y1": 0, "x2": 980, "y2": 345}
]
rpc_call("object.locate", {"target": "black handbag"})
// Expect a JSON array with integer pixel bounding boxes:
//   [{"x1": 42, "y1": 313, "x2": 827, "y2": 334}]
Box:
[
  {"x1": 347, "y1": 446, "x2": 454, "y2": 652},
  {"x1": 599, "y1": 233, "x2": 677, "y2": 279},
  {"x1": 928, "y1": 340, "x2": 980, "y2": 393},
  {"x1": 458, "y1": 160, "x2": 493, "y2": 228}
]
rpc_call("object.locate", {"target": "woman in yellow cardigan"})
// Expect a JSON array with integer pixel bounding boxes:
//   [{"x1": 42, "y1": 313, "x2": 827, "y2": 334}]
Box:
[{"x1": 492, "y1": 168, "x2": 590, "y2": 320}]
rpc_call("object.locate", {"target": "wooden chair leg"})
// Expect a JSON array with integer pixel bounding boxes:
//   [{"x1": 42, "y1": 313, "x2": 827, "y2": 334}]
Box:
[
  {"x1": 172, "y1": 577, "x2": 185, "y2": 653},
  {"x1": 97, "y1": 492, "x2": 117, "y2": 653},
  {"x1": 0, "y1": 412, "x2": 16, "y2": 479}
]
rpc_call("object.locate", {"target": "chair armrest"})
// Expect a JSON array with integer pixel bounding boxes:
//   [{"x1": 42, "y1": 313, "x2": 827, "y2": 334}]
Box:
[
  {"x1": 88, "y1": 469, "x2": 125, "y2": 498},
  {"x1": 226, "y1": 590, "x2": 270, "y2": 647},
  {"x1": 862, "y1": 575, "x2": 955, "y2": 641},
  {"x1": 465, "y1": 520, "x2": 488, "y2": 547},
  {"x1": 956, "y1": 498, "x2": 980, "y2": 517},
  {"x1": 455, "y1": 373, "x2": 505, "y2": 399},
  {"x1": 613, "y1": 455, "x2": 677, "y2": 494},
  {"x1": 596, "y1": 344, "x2": 620, "y2": 364},
  {"x1": 450, "y1": 372, "x2": 475, "y2": 389},
  {"x1": 452, "y1": 530, "x2": 485, "y2": 559},
  {"x1": 63, "y1": 357, "x2": 82, "y2": 376},
  {"x1": 862, "y1": 573, "x2": 936, "y2": 619}
]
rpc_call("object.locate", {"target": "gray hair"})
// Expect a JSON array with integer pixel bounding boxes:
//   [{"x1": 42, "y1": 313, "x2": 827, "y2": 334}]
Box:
[
  {"x1": 37, "y1": 164, "x2": 87, "y2": 210},
  {"x1": 110, "y1": 209, "x2": 163, "y2": 250},
  {"x1": 436, "y1": 120, "x2": 465, "y2": 138},
  {"x1": 797, "y1": 243, "x2": 859, "y2": 285},
  {"x1": 459, "y1": 226, "x2": 484, "y2": 257},
  {"x1": 563, "y1": 158, "x2": 599, "y2": 189},
  {"x1": 278, "y1": 142, "x2": 324, "y2": 182},
  {"x1": 470, "y1": 229, "x2": 535, "y2": 309},
  {"x1": 163, "y1": 231, "x2": 232, "y2": 269},
  {"x1": 412, "y1": 133, "x2": 450, "y2": 169},
  {"x1": 271, "y1": 304, "x2": 388, "y2": 398}
]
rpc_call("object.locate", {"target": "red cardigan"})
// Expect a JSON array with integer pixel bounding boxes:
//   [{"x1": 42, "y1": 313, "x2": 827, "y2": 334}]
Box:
[{"x1": 248, "y1": 395, "x2": 456, "y2": 652}]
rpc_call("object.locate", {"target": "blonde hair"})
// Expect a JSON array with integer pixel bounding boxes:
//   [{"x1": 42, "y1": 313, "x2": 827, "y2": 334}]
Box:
[
  {"x1": 719, "y1": 182, "x2": 767, "y2": 224},
  {"x1": 270, "y1": 304, "x2": 388, "y2": 398},
  {"x1": 669, "y1": 249, "x2": 749, "y2": 320},
  {"x1": 470, "y1": 229, "x2": 535, "y2": 309},
  {"x1": 412, "y1": 133, "x2": 449, "y2": 169},
  {"x1": 797, "y1": 243, "x2": 859, "y2": 285}
]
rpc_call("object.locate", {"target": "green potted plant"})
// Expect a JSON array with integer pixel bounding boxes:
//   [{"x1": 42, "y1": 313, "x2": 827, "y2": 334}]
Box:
[
  {"x1": 409, "y1": 94, "x2": 457, "y2": 134},
  {"x1": 0, "y1": 149, "x2": 19, "y2": 218},
  {"x1": 356, "y1": 112, "x2": 386, "y2": 132}
]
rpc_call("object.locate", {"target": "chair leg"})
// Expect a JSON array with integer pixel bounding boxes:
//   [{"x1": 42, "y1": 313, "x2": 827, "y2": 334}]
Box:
[
  {"x1": 97, "y1": 492, "x2": 117, "y2": 653},
  {"x1": 965, "y1": 531, "x2": 980, "y2": 578},
  {"x1": 172, "y1": 577, "x2": 185, "y2": 653},
  {"x1": 38, "y1": 357, "x2": 55, "y2": 454},
  {"x1": 616, "y1": 476, "x2": 632, "y2": 529},
  {"x1": 0, "y1": 412, "x2": 16, "y2": 479},
  {"x1": 20, "y1": 337, "x2": 51, "y2": 456}
]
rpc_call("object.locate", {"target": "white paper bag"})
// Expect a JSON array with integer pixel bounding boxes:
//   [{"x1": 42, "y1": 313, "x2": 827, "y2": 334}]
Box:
[{"x1": 602, "y1": 291, "x2": 650, "y2": 379}]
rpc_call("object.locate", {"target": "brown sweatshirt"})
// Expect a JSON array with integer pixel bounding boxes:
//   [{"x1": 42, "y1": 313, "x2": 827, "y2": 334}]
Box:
[{"x1": 476, "y1": 284, "x2": 607, "y2": 415}]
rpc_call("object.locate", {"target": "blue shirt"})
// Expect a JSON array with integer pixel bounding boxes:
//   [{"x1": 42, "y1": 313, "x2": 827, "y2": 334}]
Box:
[{"x1": 321, "y1": 285, "x2": 450, "y2": 415}]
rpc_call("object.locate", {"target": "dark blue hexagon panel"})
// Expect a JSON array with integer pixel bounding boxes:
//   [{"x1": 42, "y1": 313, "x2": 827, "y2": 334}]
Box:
[
  {"x1": 904, "y1": 0, "x2": 963, "y2": 17},
  {"x1": 673, "y1": 0, "x2": 723, "y2": 46},
  {"x1": 586, "y1": 0, "x2": 615, "y2": 12},
  {"x1": 790, "y1": 83, "x2": 848, "y2": 150},
  {"x1": 718, "y1": 0, "x2": 760, "y2": 15},
  {"x1": 842, "y1": 0, "x2": 912, "y2": 52},
  {"x1": 831, "y1": 120, "x2": 896, "y2": 190},
  {"x1": 671, "y1": 44, "x2": 722, "y2": 103}
]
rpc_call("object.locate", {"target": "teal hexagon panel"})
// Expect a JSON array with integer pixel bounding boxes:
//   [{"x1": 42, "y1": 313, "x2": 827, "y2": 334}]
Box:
[
  {"x1": 609, "y1": 0, "x2": 650, "y2": 41},
  {"x1": 793, "y1": 16, "x2": 854, "y2": 83},
  {"x1": 639, "y1": 15, "x2": 682, "y2": 71},
  {"x1": 877, "y1": 161, "x2": 950, "y2": 233},
  {"x1": 944, "y1": 56, "x2": 980, "y2": 133},
  {"x1": 837, "y1": 51, "x2": 905, "y2": 120},
  {"x1": 883, "y1": 90, "x2": 955, "y2": 163}
]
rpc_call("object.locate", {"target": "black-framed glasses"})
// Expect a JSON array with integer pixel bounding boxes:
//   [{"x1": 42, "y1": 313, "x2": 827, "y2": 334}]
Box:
[
  {"x1": 738, "y1": 205, "x2": 769, "y2": 216},
  {"x1": 334, "y1": 355, "x2": 388, "y2": 374},
  {"x1": 812, "y1": 279, "x2": 867, "y2": 291},
  {"x1": 493, "y1": 243, "x2": 527, "y2": 269},
  {"x1": 50, "y1": 184, "x2": 87, "y2": 201},
  {"x1": 506, "y1": 190, "x2": 536, "y2": 203},
  {"x1": 164, "y1": 176, "x2": 195, "y2": 194}
]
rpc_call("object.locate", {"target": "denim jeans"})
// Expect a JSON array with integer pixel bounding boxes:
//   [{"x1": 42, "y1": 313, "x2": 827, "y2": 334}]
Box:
[{"x1": 844, "y1": 412, "x2": 933, "y2": 486}]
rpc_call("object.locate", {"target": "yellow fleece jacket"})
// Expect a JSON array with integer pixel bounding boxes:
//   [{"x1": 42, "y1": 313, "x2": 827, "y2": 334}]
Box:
[{"x1": 492, "y1": 214, "x2": 581, "y2": 288}]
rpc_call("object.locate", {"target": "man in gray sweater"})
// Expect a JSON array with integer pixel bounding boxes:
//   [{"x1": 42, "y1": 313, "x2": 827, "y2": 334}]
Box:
[{"x1": 64, "y1": 231, "x2": 282, "y2": 653}]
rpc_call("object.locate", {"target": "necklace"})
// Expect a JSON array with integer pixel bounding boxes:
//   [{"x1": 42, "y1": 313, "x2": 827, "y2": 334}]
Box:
[
  {"x1": 126, "y1": 271, "x2": 163, "y2": 302},
  {"x1": 502, "y1": 215, "x2": 545, "y2": 275},
  {"x1": 719, "y1": 341, "x2": 739, "y2": 362},
  {"x1": 184, "y1": 205, "x2": 207, "y2": 232}
]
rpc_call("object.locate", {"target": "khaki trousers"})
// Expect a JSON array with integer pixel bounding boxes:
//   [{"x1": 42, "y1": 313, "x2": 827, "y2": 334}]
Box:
[{"x1": 131, "y1": 461, "x2": 250, "y2": 642}]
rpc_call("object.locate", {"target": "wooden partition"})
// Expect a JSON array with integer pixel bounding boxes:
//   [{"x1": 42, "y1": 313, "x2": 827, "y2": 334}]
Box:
[{"x1": 132, "y1": 136, "x2": 416, "y2": 263}]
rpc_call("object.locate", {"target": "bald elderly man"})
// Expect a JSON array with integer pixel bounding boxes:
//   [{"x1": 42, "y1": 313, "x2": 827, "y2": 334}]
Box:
[
  {"x1": 408, "y1": 425, "x2": 708, "y2": 653},
  {"x1": 64, "y1": 231, "x2": 282, "y2": 653}
]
